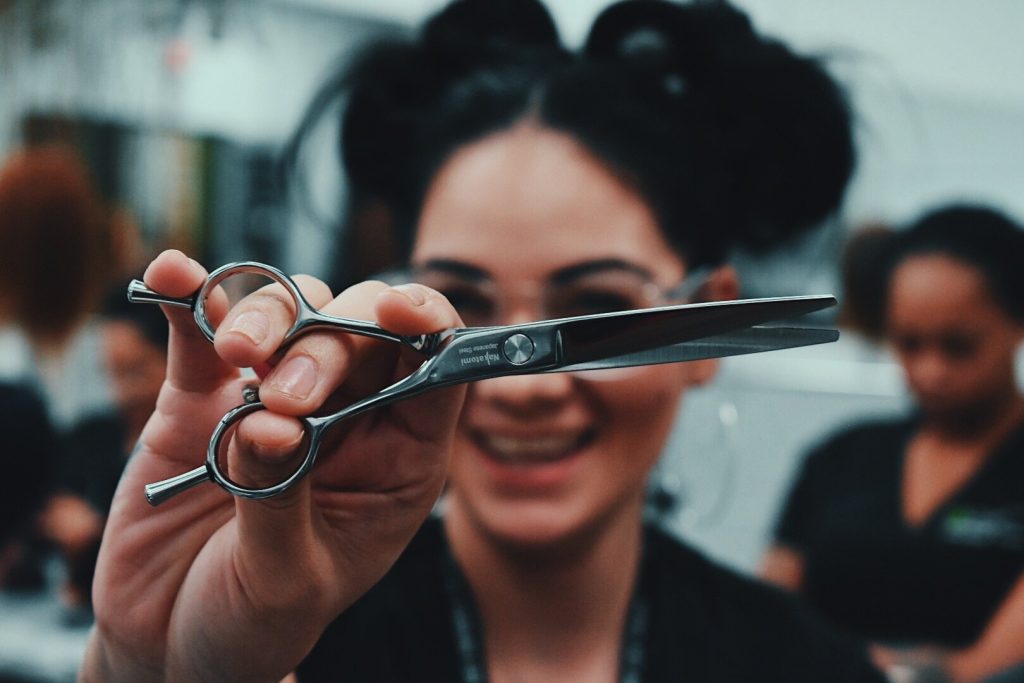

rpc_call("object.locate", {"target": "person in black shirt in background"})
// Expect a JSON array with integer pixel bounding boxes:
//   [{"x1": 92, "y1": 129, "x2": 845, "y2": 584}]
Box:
[
  {"x1": 0, "y1": 385, "x2": 58, "y2": 590},
  {"x1": 82, "y1": 1, "x2": 885, "y2": 681},
  {"x1": 38, "y1": 286, "x2": 169, "y2": 608},
  {"x1": 763, "y1": 205, "x2": 1024, "y2": 682},
  {"x1": 0, "y1": 145, "x2": 112, "y2": 597}
]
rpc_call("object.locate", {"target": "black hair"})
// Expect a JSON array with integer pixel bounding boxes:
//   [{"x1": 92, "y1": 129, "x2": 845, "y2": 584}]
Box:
[
  {"x1": 888, "y1": 204, "x2": 1024, "y2": 322},
  {"x1": 837, "y1": 223, "x2": 895, "y2": 341},
  {"x1": 99, "y1": 281, "x2": 170, "y2": 351},
  {"x1": 285, "y1": 0, "x2": 855, "y2": 286}
]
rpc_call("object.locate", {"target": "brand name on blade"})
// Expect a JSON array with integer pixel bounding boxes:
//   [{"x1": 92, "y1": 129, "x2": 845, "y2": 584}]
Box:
[{"x1": 459, "y1": 342, "x2": 501, "y2": 366}]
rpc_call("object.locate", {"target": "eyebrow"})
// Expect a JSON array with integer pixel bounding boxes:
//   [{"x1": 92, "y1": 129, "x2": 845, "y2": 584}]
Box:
[
  {"x1": 414, "y1": 257, "x2": 656, "y2": 284},
  {"x1": 549, "y1": 259, "x2": 655, "y2": 285},
  {"x1": 415, "y1": 259, "x2": 491, "y2": 282}
]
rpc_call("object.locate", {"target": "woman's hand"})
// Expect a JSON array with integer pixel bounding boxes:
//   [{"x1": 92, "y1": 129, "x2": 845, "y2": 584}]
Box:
[{"x1": 81, "y1": 250, "x2": 466, "y2": 682}]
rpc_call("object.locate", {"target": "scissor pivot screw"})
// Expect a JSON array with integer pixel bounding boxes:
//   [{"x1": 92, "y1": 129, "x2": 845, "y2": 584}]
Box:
[
  {"x1": 242, "y1": 383, "x2": 261, "y2": 404},
  {"x1": 503, "y1": 333, "x2": 534, "y2": 365}
]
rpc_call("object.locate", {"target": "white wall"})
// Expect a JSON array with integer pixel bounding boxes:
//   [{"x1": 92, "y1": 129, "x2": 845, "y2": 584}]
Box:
[{"x1": 0, "y1": 1, "x2": 391, "y2": 146}]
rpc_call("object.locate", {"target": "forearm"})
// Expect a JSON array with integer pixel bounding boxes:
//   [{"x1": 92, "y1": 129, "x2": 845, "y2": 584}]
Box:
[
  {"x1": 758, "y1": 544, "x2": 805, "y2": 591},
  {"x1": 945, "y1": 643, "x2": 1024, "y2": 683},
  {"x1": 944, "y1": 572, "x2": 1024, "y2": 683}
]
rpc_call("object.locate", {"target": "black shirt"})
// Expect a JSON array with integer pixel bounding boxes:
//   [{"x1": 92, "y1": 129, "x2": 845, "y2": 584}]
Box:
[
  {"x1": 60, "y1": 411, "x2": 127, "y2": 515},
  {"x1": 775, "y1": 418, "x2": 1024, "y2": 647},
  {"x1": 298, "y1": 517, "x2": 884, "y2": 682}
]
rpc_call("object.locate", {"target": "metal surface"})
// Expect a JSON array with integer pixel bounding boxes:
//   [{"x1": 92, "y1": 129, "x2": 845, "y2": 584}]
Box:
[{"x1": 556, "y1": 326, "x2": 840, "y2": 373}]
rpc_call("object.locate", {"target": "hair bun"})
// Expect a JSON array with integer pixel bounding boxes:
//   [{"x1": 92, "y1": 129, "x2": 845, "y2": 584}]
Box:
[
  {"x1": 584, "y1": 0, "x2": 855, "y2": 251},
  {"x1": 340, "y1": 0, "x2": 562, "y2": 210},
  {"x1": 586, "y1": 0, "x2": 754, "y2": 75},
  {"x1": 422, "y1": 0, "x2": 560, "y2": 53}
]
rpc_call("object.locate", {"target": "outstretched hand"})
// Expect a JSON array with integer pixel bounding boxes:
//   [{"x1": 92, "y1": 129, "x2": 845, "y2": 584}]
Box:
[{"x1": 82, "y1": 250, "x2": 466, "y2": 682}]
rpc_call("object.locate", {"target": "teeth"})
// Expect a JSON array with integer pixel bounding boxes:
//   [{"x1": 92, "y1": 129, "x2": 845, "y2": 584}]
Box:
[{"x1": 479, "y1": 434, "x2": 582, "y2": 462}]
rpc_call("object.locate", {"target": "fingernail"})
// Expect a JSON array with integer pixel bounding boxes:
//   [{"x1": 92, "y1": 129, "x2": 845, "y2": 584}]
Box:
[
  {"x1": 269, "y1": 355, "x2": 317, "y2": 400},
  {"x1": 250, "y1": 429, "x2": 304, "y2": 463},
  {"x1": 391, "y1": 283, "x2": 427, "y2": 306},
  {"x1": 229, "y1": 311, "x2": 269, "y2": 345}
]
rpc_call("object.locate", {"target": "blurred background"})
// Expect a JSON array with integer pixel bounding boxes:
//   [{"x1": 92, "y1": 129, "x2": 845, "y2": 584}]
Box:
[{"x1": 0, "y1": 1, "x2": 1021, "y2": 680}]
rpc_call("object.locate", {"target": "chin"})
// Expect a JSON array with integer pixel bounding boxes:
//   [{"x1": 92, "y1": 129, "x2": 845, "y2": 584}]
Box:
[
  {"x1": 480, "y1": 502, "x2": 589, "y2": 550},
  {"x1": 447, "y1": 427, "x2": 654, "y2": 556},
  {"x1": 451, "y1": 487, "x2": 642, "y2": 563}
]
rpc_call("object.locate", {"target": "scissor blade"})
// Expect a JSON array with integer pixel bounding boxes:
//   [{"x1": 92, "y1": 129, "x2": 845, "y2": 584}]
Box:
[
  {"x1": 553, "y1": 326, "x2": 838, "y2": 372},
  {"x1": 552, "y1": 295, "x2": 835, "y2": 368}
]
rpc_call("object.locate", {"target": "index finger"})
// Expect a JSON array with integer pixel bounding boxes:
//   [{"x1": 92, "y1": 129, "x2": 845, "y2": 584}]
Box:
[
  {"x1": 374, "y1": 284, "x2": 468, "y2": 448},
  {"x1": 143, "y1": 250, "x2": 236, "y2": 393}
]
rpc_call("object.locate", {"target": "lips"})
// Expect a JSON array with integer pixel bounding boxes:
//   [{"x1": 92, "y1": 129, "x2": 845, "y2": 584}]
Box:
[{"x1": 469, "y1": 429, "x2": 595, "y2": 465}]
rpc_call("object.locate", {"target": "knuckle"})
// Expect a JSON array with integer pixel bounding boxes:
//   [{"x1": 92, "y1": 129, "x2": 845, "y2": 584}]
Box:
[
  {"x1": 291, "y1": 275, "x2": 333, "y2": 306},
  {"x1": 251, "y1": 288, "x2": 297, "y2": 318}
]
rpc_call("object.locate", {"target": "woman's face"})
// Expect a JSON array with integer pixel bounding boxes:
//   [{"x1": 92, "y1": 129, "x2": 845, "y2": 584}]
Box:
[
  {"x1": 102, "y1": 321, "x2": 167, "y2": 439},
  {"x1": 888, "y1": 254, "x2": 1023, "y2": 430},
  {"x1": 413, "y1": 125, "x2": 707, "y2": 549}
]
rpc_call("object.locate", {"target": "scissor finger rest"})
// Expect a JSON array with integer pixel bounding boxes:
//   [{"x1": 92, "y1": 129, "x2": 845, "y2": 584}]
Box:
[
  {"x1": 144, "y1": 402, "x2": 325, "y2": 505},
  {"x1": 129, "y1": 260, "x2": 440, "y2": 350},
  {"x1": 129, "y1": 261, "x2": 309, "y2": 343}
]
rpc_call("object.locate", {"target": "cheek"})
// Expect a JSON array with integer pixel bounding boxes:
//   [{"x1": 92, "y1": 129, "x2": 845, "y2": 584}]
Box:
[
  {"x1": 587, "y1": 366, "x2": 687, "y2": 453},
  {"x1": 974, "y1": 347, "x2": 1020, "y2": 390}
]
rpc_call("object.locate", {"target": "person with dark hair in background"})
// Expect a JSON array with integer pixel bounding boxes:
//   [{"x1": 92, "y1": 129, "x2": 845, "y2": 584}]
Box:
[
  {"x1": 81, "y1": 1, "x2": 885, "y2": 680},
  {"x1": 38, "y1": 285, "x2": 169, "y2": 608},
  {"x1": 0, "y1": 146, "x2": 112, "y2": 595},
  {"x1": 762, "y1": 204, "x2": 1024, "y2": 682}
]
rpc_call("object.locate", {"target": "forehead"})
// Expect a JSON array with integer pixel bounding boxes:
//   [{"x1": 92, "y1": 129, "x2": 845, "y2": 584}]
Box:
[
  {"x1": 888, "y1": 254, "x2": 1002, "y2": 327},
  {"x1": 412, "y1": 125, "x2": 685, "y2": 280}
]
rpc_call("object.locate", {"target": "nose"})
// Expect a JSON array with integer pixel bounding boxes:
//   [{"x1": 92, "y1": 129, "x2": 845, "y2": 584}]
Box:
[
  {"x1": 472, "y1": 370, "x2": 576, "y2": 414},
  {"x1": 905, "y1": 348, "x2": 951, "y2": 395},
  {"x1": 472, "y1": 300, "x2": 576, "y2": 411}
]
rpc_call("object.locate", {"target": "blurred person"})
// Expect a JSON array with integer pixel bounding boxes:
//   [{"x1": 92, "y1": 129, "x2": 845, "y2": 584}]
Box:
[
  {"x1": 762, "y1": 205, "x2": 1024, "y2": 682},
  {"x1": 0, "y1": 145, "x2": 113, "y2": 597},
  {"x1": 81, "y1": 1, "x2": 885, "y2": 681},
  {"x1": 38, "y1": 285, "x2": 169, "y2": 607},
  {"x1": 0, "y1": 384, "x2": 58, "y2": 589}
]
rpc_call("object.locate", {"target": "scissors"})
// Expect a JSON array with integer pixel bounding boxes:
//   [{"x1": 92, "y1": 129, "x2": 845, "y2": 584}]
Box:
[{"x1": 129, "y1": 261, "x2": 839, "y2": 506}]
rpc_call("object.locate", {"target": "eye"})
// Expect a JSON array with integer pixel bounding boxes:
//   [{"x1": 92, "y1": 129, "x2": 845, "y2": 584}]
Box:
[
  {"x1": 940, "y1": 334, "x2": 978, "y2": 360},
  {"x1": 437, "y1": 285, "x2": 495, "y2": 326},
  {"x1": 891, "y1": 334, "x2": 922, "y2": 356},
  {"x1": 552, "y1": 288, "x2": 640, "y2": 318}
]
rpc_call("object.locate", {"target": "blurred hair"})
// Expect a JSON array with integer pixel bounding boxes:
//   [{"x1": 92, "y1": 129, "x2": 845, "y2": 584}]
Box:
[
  {"x1": 284, "y1": 0, "x2": 855, "y2": 288},
  {"x1": 837, "y1": 222, "x2": 895, "y2": 341},
  {"x1": 887, "y1": 204, "x2": 1024, "y2": 323},
  {"x1": 0, "y1": 146, "x2": 112, "y2": 346},
  {"x1": 99, "y1": 281, "x2": 170, "y2": 351}
]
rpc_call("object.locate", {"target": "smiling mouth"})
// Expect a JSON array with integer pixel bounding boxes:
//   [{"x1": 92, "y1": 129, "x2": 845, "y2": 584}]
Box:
[{"x1": 470, "y1": 430, "x2": 596, "y2": 465}]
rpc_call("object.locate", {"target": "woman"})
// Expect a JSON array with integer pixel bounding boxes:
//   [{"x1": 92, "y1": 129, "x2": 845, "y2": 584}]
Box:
[
  {"x1": 763, "y1": 205, "x2": 1024, "y2": 682},
  {"x1": 82, "y1": 1, "x2": 882, "y2": 680},
  {"x1": 39, "y1": 286, "x2": 171, "y2": 607},
  {"x1": 0, "y1": 146, "x2": 110, "y2": 595}
]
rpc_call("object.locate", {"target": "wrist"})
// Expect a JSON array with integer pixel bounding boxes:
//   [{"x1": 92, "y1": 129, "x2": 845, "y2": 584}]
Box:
[{"x1": 79, "y1": 626, "x2": 164, "y2": 683}]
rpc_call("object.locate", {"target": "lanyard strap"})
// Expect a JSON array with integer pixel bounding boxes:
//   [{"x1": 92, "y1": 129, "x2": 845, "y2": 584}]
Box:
[{"x1": 443, "y1": 551, "x2": 650, "y2": 683}]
